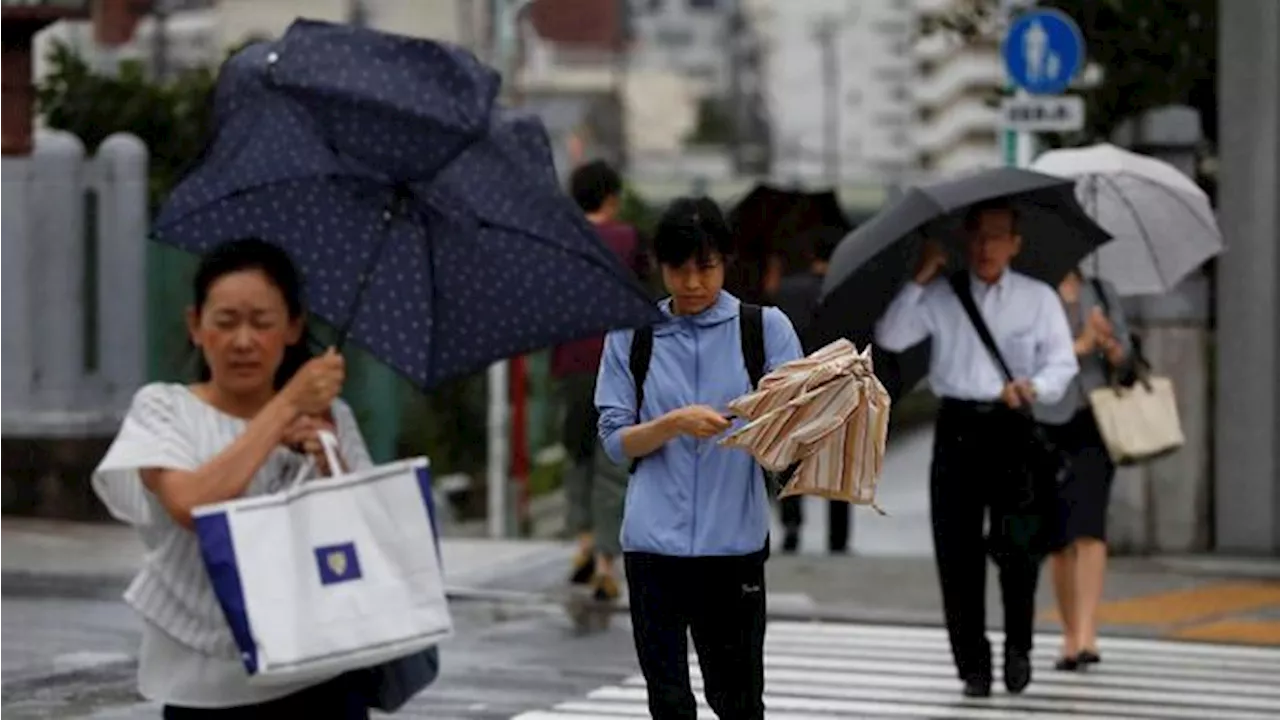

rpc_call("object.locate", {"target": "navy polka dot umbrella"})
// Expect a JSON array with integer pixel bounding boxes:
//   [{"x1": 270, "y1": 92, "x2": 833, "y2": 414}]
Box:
[{"x1": 155, "y1": 19, "x2": 661, "y2": 390}]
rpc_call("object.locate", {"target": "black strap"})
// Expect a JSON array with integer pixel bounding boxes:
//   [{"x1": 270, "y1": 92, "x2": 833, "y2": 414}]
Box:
[
  {"x1": 626, "y1": 324, "x2": 655, "y2": 474},
  {"x1": 626, "y1": 303, "x2": 767, "y2": 475},
  {"x1": 739, "y1": 303, "x2": 767, "y2": 390},
  {"x1": 1090, "y1": 278, "x2": 1110, "y2": 315},
  {"x1": 947, "y1": 272, "x2": 1014, "y2": 383}
]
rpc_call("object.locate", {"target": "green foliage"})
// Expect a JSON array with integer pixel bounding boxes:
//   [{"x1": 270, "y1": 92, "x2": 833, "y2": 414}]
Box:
[
  {"x1": 684, "y1": 97, "x2": 736, "y2": 147},
  {"x1": 918, "y1": 0, "x2": 1218, "y2": 145},
  {"x1": 36, "y1": 41, "x2": 217, "y2": 211}
]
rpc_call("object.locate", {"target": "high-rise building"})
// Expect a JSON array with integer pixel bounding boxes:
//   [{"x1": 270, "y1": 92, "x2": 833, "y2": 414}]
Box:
[
  {"x1": 748, "y1": 0, "x2": 916, "y2": 185},
  {"x1": 913, "y1": 0, "x2": 1003, "y2": 175}
]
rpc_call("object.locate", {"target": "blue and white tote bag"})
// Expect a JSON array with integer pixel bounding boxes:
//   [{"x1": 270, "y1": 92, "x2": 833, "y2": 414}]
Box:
[{"x1": 193, "y1": 431, "x2": 453, "y2": 686}]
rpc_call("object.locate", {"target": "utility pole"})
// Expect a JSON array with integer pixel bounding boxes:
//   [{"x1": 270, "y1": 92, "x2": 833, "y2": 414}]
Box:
[
  {"x1": 812, "y1": 20, "x2": 839, "y2": 184},
  {"x1": 150, "y1": 0, "x2": 169, "y2": 81}
]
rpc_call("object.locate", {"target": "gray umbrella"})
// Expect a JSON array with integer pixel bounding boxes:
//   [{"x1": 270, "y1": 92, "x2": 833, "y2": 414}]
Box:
[{"x1": 808, "y1": 167, "x2": 1111, "y2": 399}]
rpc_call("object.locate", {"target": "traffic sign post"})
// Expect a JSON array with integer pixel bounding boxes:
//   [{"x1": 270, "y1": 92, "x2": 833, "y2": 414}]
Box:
[{"x1": 1000, "y1": 8, "x2": 1086, "y2": 168}]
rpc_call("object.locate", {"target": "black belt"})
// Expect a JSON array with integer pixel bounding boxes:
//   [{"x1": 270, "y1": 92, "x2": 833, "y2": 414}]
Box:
[{"x1": 940, "y1": 397, "x2": 1007, "y2": 414}]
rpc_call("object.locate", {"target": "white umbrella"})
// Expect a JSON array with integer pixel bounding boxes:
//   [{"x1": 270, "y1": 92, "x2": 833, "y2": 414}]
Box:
[{"x1": 1031, "y1": 143, "x2": 1223, "y2": 296}]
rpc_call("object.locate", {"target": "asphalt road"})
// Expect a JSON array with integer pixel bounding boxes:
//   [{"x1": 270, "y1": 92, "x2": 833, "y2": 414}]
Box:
[{"x1": 1, "y1": 579, "x2": 637, "y2": 720}]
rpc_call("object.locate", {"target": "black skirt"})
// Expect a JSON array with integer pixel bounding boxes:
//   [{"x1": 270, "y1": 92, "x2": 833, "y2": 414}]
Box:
[{"x1": 1043, "y1": 408, "x2": 1116, "y2": 551}]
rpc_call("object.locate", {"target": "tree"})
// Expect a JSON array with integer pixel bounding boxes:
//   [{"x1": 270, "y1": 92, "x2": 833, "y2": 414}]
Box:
[
  {"x1": 36, "y1": 40, "x2": 218, "y2": 210},
  {"x1": 919, "y1": 0, "x2": 1218, "y2": 146}
]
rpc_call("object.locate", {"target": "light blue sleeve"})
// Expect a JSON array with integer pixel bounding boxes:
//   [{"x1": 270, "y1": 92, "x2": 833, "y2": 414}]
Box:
[
  {"x1": 595, "y1": 329, "x2": 636, "y2": 465},
  {"x1": 763, "y1": 306, "x2": 804, "y2": 373}
]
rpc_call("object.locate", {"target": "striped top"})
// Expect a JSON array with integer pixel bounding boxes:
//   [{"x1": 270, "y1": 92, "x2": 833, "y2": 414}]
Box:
[
  {"x1": 92, "y1": 383, "x2": 373, "y2": 707},
  {"x1": 721, "y1": 339, "x2": 890, "y2": 510}
]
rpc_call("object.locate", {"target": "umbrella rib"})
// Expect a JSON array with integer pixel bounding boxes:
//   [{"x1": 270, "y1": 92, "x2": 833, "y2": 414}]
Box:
[
  {"x1": 475, "y1": 217, "x2": 656, "y2": 306},
  {"x1": 1119, "y1": 172, "x2": 1220, "y2": 238},
  {"x1": 335, "y1": 199, "x2": 398, "y2": 348},
  {"x1": 1094, "y1": 173, "x2": 1171, "y2": 289}
]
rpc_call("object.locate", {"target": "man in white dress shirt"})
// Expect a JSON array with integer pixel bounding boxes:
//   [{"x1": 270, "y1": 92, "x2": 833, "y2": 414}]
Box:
[{"x1": 876, "y1": 200, "x2": 1078, "y2": 698}]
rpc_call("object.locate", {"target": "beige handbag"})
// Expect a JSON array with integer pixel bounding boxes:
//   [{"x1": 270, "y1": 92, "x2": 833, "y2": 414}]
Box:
[{"x1": 1088, "y1": 372, "x2": 1185, "y2": 465}]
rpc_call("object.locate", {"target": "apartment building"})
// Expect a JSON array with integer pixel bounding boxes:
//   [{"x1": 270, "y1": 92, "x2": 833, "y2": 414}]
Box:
[
  {"x1": 913, "y1": 0, "x2": 1003, "y2": 174},
  {"x1": 749, "y1": 0, "x2": 916, "y2": 185}
]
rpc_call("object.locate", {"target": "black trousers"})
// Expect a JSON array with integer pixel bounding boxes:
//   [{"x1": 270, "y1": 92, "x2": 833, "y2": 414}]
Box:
[
  {"x1": 624, "y1": 547, "x2": 768, "y2": 720},
  {"x1": 161, "y1": 673, "x2": 368, "y2": 718},
  {"x1": 931, "y1": 399, "x2": 1048, "y2": 681},
  {"x1": 780, "y1": 496, "x2": 851, "y2": 551}
]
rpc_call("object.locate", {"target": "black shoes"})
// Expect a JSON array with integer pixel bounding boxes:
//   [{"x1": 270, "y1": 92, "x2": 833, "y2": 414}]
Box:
[
  {"x1": 1004, "y1": 652, "x2": 1032, "y2": 694},
  {"x1": 963, "y1": 675, "x2": 992, "y2": 698},
  {"x1": 1055, "y1": 649, "x2": 1101, "y2": 672},
  {"x1": 781, "y1": 530, "x2": 800, "y2": 553}
]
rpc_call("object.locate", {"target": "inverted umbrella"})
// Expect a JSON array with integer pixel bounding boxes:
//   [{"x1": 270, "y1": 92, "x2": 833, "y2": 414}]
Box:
[
  {"x1": 1031, "y1": 143, "x2": 1223, "y2": 296},
  {"x1": 155, "y1": 21, "x2": 661, "y2": 389},
  {"x1": 810, "y1": 167, "x2": 1111, "y2": 397},
  {"x1": 720, "y1": 339, "x2": 890, "y2": 513}
]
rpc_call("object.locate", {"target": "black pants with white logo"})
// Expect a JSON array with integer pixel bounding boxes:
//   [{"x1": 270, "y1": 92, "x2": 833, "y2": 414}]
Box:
[{"x1": 624, "y1": 546, "x2": 768, "y2": 720}]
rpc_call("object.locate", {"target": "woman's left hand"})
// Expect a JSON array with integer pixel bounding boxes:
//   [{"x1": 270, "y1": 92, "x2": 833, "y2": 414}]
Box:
[
  {"x1": 1099, "y1": 335, "x2": 1126, "y2": 367},
  {"x1": 283, "y1": 414, "x2": 340, "y2": 476}
]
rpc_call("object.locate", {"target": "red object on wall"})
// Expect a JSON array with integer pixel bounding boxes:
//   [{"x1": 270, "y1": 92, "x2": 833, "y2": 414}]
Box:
[
  {"x1": 2, "y1": 3, "x2": 84, "y2": 156},
  {"x1": 509, "y1": 355, "x2": 530, "y2": 530}
]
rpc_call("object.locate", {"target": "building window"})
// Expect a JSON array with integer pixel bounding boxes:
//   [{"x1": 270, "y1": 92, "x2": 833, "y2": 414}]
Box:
[{"x1": 688, "y1": 0, "x2": 717, "y2": 10}]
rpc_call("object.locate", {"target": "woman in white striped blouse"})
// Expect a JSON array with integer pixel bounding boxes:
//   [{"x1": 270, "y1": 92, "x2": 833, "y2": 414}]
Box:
[{"x1": 93, "y1": 239, "x2": 374, "y2": 717}]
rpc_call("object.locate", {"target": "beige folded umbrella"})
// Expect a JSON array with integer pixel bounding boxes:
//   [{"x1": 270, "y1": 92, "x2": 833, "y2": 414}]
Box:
[{"x1": 720, "y1": 339, "x2": 891, "y2": 513}]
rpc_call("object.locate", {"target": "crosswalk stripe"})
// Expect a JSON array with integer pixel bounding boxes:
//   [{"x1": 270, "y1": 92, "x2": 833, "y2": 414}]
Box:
[{"x1": 511, "y1": 621, "x2": 1280, "y2": 720}]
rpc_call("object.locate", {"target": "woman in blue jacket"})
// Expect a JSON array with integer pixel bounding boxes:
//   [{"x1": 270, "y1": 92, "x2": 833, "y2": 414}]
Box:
[{"x1": 595, "y1": 197, "x2": 802, "y2": 719}]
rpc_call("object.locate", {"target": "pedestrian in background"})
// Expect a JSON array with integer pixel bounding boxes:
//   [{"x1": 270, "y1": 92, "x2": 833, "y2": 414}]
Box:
[
  {"x1": 553, "y1": 159, "x2": 648, "y2": 601},
  {"x1": 595, "y1": 197, "x2": 802, "y2": 719},
  {"x1": 92, "y1": 239, "x2": 372, "y2": 717},
  {"x1": 875, "y1": 200, "x2": 1079, "y2": 698},
  {"x1": 769, "y1": 226, "x2": 850, "y2": 554},
  {"x1": 1037, "y1": 269, "x2": 1130, "y2": 671}
]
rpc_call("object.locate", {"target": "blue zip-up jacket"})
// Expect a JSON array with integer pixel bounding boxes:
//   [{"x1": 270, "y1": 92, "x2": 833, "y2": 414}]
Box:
[{"x1": 595, "y1": 291, "x2": 803, "y2": 557}]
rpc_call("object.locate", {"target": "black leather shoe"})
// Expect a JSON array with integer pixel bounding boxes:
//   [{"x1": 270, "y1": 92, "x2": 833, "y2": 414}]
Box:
[
  {"x1": 1004, "y1": 652, "x2": 1032, "y2": 694},
  {"x1": 1078, "y1": 649, "x2": 1101, "y2": 665},
  {"x1": 1054, "y1": 655, "x2": 1081, "y2": 671},
  {"x1": 782, "y1": 530, "x2": 800, "y2": 553},
  {"x1": 963, "y1": 676, "x2": 992, "y2": 698}
]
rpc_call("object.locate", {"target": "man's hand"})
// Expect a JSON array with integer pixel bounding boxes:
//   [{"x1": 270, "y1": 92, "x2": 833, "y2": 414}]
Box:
[
  {"x1": 914, "y1": 240, "x2": 948, "y2": 285},
  {"x1": 1000, "y1": 379, "x2": 1037, "y2": 409},
  {"x1": 666, "y1": 405, "x2": 733, "y2": 439}
]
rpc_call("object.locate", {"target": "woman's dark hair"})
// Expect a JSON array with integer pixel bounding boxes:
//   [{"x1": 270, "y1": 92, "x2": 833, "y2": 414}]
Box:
[
  {"x1": 652, "y1": 196, "x2": 735, "y2": 268},
  {"x1": 569, "y1": 159, "x2": 623, "y2": 213},
  {"x1": 193, "y1": 238, "x2": 313, "y2": 389}
]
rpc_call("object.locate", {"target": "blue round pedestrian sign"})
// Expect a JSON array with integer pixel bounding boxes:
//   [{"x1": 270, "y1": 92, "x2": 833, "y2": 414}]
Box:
[{"x1": 1001, "y1": 9, "x2": 1085, "y2": 95}]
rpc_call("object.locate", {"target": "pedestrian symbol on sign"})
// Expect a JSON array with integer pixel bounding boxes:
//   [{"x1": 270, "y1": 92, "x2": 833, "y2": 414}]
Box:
[{"x1": 1002, "y1": 9, "x2": 1085, "y2": 95}]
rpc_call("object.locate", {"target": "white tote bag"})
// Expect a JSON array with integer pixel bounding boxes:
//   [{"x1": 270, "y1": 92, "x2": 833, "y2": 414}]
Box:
[
  {"x1": 1088, "y1": 376, "x2": 1185, "y2": 465},
  {"x1": 192, "y1": 432, "x2": 453, "y2": 686}
]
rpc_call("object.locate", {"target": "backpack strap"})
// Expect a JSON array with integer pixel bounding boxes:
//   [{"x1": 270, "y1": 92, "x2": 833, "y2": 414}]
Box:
[
  {"x1": 739, "y1": 303, "x2": 767, "y2": 389},
  {"x1": 626, "y1": 325, "x2": 654, "y2": 474}
]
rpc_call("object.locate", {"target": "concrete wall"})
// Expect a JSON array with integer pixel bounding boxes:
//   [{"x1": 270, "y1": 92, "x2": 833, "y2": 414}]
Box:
[{"x1": 1, "y1": 130, "x2": 148, "y2": 520}]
